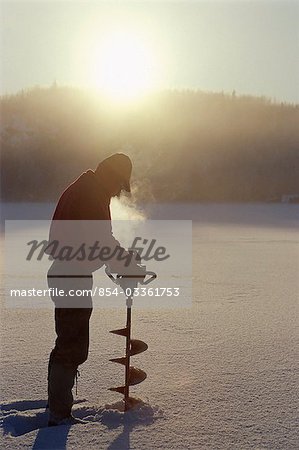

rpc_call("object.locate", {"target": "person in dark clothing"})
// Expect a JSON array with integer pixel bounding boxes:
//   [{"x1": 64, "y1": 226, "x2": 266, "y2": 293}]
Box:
[{"x1": 46, "y1": 153, "x2": 143, "y2": 426}]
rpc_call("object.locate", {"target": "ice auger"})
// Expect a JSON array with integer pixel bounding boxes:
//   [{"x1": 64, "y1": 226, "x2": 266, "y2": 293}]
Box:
[{"x1": 105, "y1": 251, "x2": 156, "y2": 411}]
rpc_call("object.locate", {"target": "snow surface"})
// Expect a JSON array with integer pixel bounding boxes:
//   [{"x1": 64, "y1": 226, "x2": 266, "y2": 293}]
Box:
[{"x1": 1, "y1": 203, "x2": 299, "y2": 449}]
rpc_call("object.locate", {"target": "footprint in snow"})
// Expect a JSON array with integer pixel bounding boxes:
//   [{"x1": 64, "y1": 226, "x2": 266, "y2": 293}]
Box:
[{"x1": 0, "y1": 398, "x2": 163, "y2": 437}]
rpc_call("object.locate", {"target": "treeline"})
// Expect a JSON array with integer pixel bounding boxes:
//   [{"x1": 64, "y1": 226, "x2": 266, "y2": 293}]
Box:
[{"x1": 1, "y1": 85, "x2": 299, "y2": 202}]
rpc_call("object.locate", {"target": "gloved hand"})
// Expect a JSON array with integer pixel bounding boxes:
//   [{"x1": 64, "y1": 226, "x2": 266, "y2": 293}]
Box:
[
  {"x1": 119, "y1": 260, "x2": 146, "y2": 278},
  {"x1": 115, "y1": 263, "x2": 144, "y2": 294},
  {"x1": 105, "y1": 249, "x2": 146, "y2": 282}
]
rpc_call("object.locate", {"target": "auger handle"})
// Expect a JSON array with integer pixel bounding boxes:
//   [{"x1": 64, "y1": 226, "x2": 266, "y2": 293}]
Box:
[
  {"x1": 105, "y1": 271, "x2": 120, "y2": 284},
  {"x1": 118, "y1": 271, "x2": 157, "y2": 284},
  {"x1": 105, "y1": 267, "x2": 157, "y2": 285},
  {"x1": 140, "y1": 271, "x2": 157, "y2": 285}
]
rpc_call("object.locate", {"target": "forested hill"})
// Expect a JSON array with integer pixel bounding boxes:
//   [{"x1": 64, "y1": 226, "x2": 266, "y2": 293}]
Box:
[{"x1": 1, "y1": 86, "x2": 298, "y2": 202}]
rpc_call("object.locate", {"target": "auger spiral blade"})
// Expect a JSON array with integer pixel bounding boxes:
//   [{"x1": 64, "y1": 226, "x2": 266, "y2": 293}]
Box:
[
  {"x1": 109, "y1": 386, "x2": 125, "y2": 394},
  {"x1": 129, "y1": 367, "x2": 147, "y2": 385},
  {"x1": 109, "y1": 366, "x2": 147, "y2": 393},
  {"x1": 130, "y1": 339, "x2": 148, "y2": 356},
  {"x1": 109, "y1": 356, "x2": 126, "y2": 365},
  {"x1": 110, "y1": 327, "x2": 129, "y2": 337}
]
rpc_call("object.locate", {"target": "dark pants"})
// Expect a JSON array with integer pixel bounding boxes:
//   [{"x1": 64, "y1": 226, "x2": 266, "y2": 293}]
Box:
[
  {"x1": 48, "y1": 308, "x2": 92, "y2": 418},
  {"x1": 49, "y1": 307, "x2": 93, "y2": 366},
  {"x1": 47, "y1": 272, "x2": 93, "y2": 419}
]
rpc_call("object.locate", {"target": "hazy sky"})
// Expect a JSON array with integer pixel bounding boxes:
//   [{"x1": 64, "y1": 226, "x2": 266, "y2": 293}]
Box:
[{"x1": 1, "y1": 0, "x2": 299, "y2": 103}]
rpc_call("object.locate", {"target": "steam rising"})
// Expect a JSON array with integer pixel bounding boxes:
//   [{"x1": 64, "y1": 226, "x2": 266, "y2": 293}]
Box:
[
  {"x1": 110, "y1": 192, "x2": 146, "y2": 246},
  {"x1": 110, "y1": 194, "x2": 145, "y2": 221}
]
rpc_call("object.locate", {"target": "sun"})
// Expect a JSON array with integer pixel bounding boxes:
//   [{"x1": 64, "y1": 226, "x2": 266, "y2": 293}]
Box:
[{"x1": 89, "y1": 31, "x2": 155, "y2": 102}]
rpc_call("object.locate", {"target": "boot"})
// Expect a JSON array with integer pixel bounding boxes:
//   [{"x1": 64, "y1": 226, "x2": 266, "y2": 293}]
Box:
[
  {"x1": 48, "y1": 361, "x2": 77, "y2": 424},
  {"x1": 48, "y1": 413, "x2": 87, "y2": 427}
]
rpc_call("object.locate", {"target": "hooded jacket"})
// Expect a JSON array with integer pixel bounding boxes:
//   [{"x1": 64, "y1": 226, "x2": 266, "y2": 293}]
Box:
[
  {"x1": 51, "y1": 170, "x2": 111, "y2": 221},
  {"x1": 47, "y1": 170, "x2": 128, "y2": 276}
]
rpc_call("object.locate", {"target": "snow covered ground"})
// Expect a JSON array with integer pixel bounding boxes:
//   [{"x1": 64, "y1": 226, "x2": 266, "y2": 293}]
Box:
[{"x1": 1, "y1": 202, "x2": 298, "y2": 449}]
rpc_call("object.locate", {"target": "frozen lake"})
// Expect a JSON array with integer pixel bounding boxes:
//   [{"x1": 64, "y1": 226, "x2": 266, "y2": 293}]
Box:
[{"x1": 1, "y1": 202, "x2": 298, "y2": 449}]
